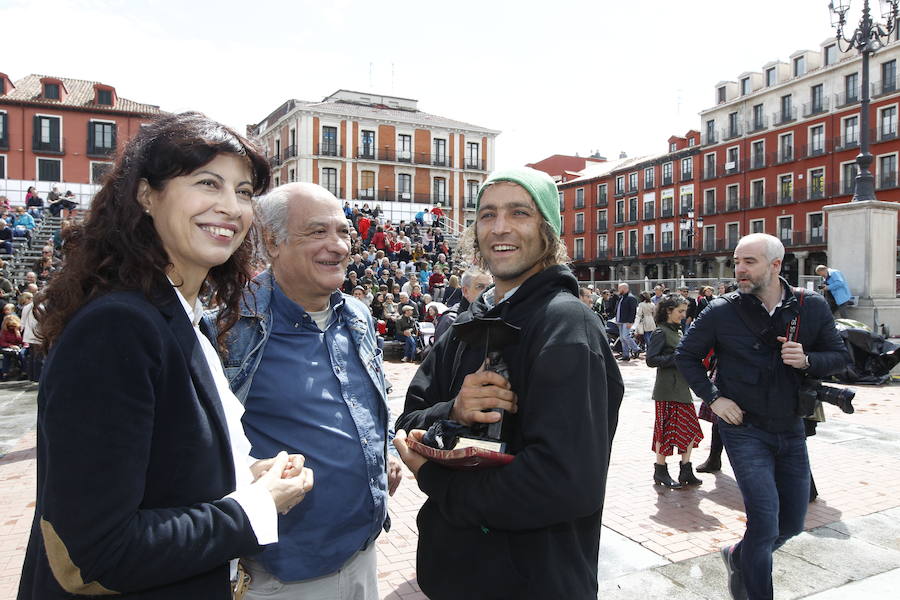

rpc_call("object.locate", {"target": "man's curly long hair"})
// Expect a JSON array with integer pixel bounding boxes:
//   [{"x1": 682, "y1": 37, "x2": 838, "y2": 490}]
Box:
[{"x1": 35, "y1": 111, "x2": 271, "y2": 350}]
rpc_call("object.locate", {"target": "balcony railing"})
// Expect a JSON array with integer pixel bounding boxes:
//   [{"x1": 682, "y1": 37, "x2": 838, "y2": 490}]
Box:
[
  {"x1": 802, "y1": 98, "x2": 829, "y2": 117},
  {"x1": 722, "y1": 124, "x2": 743, "y2": 141},
  {"x1": 703, "y1": 200, "x2": 717, "y2": 216},
  {"x1": 872, "y1": 79, "x2": 898, "y2": 97},
  {"x1": 628, "y1": 184, "x2": 638, "y2": 193},
  {"x1": 702, "y1": 166, "x2": 718, "y2": 181},
  {"x1": 878, "y1": 127, "x2": 898, "y2": 142},
  {"x1": 627, "y1": 247, "x2": 638, "y2": 257},
  {"x1": 701, "y1": 132, "x2": 718, "y2": 145},
  {"x1": 748, "y1": 154, "x2": 767, "y2": 170},
  {"x1": 680, "y1": 170, "x2": 693, "y2": 181},
  {"x1": 597, "y1": 220, "x2": 608, "y2": 233},
  {"x1": 596, "y1": 195, "x2": 608, "y2": 207},
  {"x1": 800, "y1": 141, "x2": 828, "y2": 159},
  {"x1": 776, "y1": 147, "x2": 794, "y2": 164},
  {"x1": 269, "y1": 154, "x2": 282, "y2": 167},
  {"x1": 679, "y1": 204, "x2": 693, "y2": 216},
  {"x1": 878, "y1": 172, "x2": 898, "y2": 190},
  {"x1": 315, "y1": 143, "x2": 342, "y2": 157},
  {"x1": 725, "y1": 197, "x2": 741, "y2": 212},
  {"x1": 643, "y1": 242, "x2": 656, "y2": 254},
  {"x1": 662, "y1": 175, "x2": 673, "y2": 185},
  {"x1": 322, "y1": 186, "x2": 345, "y2": 199},
  {"x1": 661, "y1": 206, "x2": 674, "y2": 218},
  {"x1": 574, "y1": 198, "x2": 585, "y2": 209},
  {"x1": 574, "y1": 226, "x2": 585, "y2": 234},
  {"x1": 464, "y1": 196, "x2": 477, "y2": 209},
  {"x1": 680, "y1": 239, "x2": 694, "y2": 251},
  {"x1": 643, "y1": 208, "x2": 655, "y2": 220},
  {"x1": 723, "y1": 161, "x2": 741, "y2": 175},
  {"x1": 33, "y1": 137, "x2": 64, "y2": 154},
  {"x1": 778, "y1": 189, "x2": 795, "y2": 204},
  {"x1": 357, "y1": 147, "x2": 376, "y2": 160},
  {"x1": 644, "y1": 177, "x2": 656, "y2": 189},
  {"x1": 834, "y1": 90, "x2": 860, "y2": 108},
  {"x1": 596, "y1": 249, "x2": 609, "y2": 260},
  {"x1": 86, "y1": 142, "x2": 115, "y2": 157},
  {"x1": 750, "y1": 193, "x2": 765, "y2": 209},
  {"x1": 773, "y1": 107, "x2": 798, "y2": 126},
  {"x1": 747, "y1": 115, "x2": 769, "y2": 133},
  {"x1": 464, "y1": 158, "x2": 486, "y2": 170},
  {"x1": 661, "y1": 241, "x2": 674, "y2": 252}
]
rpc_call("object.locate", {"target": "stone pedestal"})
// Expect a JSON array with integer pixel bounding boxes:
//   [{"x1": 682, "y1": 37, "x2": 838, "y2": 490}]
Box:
[
  {"x1": 824, "y1": 200, "x2": 900, "y2": 333},
  {"x1": 715, "y1": 256, "x2": 728, "y2": 281}
]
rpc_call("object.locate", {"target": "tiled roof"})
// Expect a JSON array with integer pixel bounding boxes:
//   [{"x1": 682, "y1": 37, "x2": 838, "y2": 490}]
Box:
[
  {"x1": 260, "y1": 98, "x2": 499, "y2": 135},
  {"x1": 1, "y1": 74, "x2": 162, "y2": 115}
]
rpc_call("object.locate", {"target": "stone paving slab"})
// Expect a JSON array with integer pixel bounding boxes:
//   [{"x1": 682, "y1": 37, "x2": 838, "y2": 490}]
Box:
[{"x1": 803, "y1": 567, "x2": 900, "y2": 599}]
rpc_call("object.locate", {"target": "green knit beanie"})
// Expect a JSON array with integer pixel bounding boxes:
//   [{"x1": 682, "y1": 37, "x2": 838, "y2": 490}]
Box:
[{"x1": 476, "y1": 167, "x2": 561, "y2": 236}]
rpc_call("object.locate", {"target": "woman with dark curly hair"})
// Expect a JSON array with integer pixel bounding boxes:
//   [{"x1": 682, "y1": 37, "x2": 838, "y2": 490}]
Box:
[
  {"x1": 18, "y1": 112, "x2": 313, "y2": 600},
  {"x1": 646, "y1": 294, "x2": 704, "y2": 488}
]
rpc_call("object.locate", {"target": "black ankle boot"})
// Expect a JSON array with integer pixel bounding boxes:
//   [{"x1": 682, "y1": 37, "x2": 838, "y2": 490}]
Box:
[
  {"x1": 696, "y1": 454, "x2": 721, "y2": 473},
  {"x1": 654, "y1": 463, "x2": 683, "y2": 488},
  {"x1": 679, "y1": 462, "x2": 703, "y2": 486}
]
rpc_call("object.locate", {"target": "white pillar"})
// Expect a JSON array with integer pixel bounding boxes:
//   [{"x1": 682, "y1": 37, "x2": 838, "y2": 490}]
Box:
[
  {"x1": 716, "y1": 256, "x2": 728, "y2": 281},
  {"x1": 589, "y1": 266, "x2": 596, "y2": 287}
]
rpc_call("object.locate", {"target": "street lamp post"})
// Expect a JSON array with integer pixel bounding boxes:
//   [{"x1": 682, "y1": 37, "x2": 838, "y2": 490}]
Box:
[
  {"x1": 680, "y1": 210, "x2": 703, "y2": 279},
  {"x1": 829, "y1": 0, "x2": 900, "y2": 201}
]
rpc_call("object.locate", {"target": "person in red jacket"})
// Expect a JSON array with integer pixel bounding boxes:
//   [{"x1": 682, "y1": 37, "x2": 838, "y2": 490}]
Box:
[
  {"x1": 428, "y1": 265, "x2": 446, "y2": 301},
  {"x1": 371, "y1": 226, "x2": 387, "y2": 251},
  {"x1": 0, "y1": 313, "x2": 25, "y2": 380}
]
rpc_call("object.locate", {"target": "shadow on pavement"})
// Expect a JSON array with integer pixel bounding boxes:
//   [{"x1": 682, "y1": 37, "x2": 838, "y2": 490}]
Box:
[{"x1": 0, "y1": 445, "x2": 36, "y2": 465}]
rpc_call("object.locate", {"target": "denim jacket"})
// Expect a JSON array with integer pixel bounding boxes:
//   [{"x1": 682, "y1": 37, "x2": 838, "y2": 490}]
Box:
[{"x1": 203, "y1": 269, "x2": 395, "y2": 501}]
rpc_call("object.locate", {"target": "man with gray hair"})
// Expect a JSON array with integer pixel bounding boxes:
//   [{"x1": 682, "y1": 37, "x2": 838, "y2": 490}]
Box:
[
  {"x1": 432, "y1": 268, "x2": 492, "y2": 341},
  {"x1": 676, "y1": 233, "x2": 847, "y2": 600},
  {"x1": 216, "y1": 182, "x2": 402, "y2": 599}
]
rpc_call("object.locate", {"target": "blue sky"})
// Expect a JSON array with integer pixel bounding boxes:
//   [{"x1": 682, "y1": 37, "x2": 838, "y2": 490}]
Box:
[{"x1": 2, "y1": 0, "x2": 849, "y2": 167}]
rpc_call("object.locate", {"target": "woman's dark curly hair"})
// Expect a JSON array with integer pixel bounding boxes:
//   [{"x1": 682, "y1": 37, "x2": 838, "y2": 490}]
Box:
[
  {"x1": 654, "y1": 293, "x2": 688, "y2": 324},
  {"x1": 35, "y1": 111, "x2": 271, "y2": 350}
]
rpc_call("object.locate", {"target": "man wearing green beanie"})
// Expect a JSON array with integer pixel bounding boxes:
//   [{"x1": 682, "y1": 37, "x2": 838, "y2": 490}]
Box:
[{"x1": 393, "y1": 166, "x2": 623, "y2": 599}]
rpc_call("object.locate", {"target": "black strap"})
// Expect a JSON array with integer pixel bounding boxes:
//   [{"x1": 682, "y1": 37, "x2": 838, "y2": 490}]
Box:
[{"x1": 722, "y1": 288, "x2": 805, "y2": 350}]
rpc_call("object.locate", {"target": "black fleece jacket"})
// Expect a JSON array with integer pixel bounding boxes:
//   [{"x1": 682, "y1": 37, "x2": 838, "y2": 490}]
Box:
[{"x1": 395, "y1": 265, "x2": 623, "y2": 600}]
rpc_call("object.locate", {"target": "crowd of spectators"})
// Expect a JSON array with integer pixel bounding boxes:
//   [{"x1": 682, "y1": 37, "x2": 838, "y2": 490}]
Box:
[
  {"x1": 0, "y1": 194, "x2": 69, "y2": 380},
  {"x1": 339, "y1": 201, "x2": 471, "y2": 359}
]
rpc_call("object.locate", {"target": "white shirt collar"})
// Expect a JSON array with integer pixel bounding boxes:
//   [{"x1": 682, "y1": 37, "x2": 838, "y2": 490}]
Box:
[{"x1": 167, "y1": 277, "x2": 203, "y2": 327}]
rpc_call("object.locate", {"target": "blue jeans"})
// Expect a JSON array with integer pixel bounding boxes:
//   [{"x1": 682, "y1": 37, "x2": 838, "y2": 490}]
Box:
[
  {"x1": 718, "y1": 418, "x2": 809, "y2": 600},
  {"x1": 2, "y1": 348, "x2": 25, "y2": 376},
  {"x1": 643, "y1": 330, "x2": 653, "y2": 350},
  {"x1": 618, "y1": 323, "x2": 640, "y2": 358},
  {"x1": 397, "y1": 334, "x2": 417, "y2": 360}
]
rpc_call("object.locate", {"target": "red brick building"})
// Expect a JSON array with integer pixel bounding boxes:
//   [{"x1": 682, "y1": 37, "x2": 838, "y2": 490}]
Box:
[
  {"x1": 558, "y1": 131, "x2": 701, "y2": 283},
  {"x1": 0, "y1": 73, "x2": 161, "y2": 203},
  {"x1": 526, "y1": 153, "x2": 606, "y2": 183},
  {"x1": 559, "y1": 34, "x2": 900, "y2": 286}
]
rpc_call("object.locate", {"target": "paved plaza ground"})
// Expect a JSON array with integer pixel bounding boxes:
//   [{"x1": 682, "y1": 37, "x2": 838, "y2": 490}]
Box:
[{"x1": 0, "y1": 357, "x2": 898, "y2": 599}]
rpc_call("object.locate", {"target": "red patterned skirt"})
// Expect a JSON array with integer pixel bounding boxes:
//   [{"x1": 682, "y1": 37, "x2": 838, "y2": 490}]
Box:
[{"x1": 652, "y1": 401, "x2": 704, "y2": 456}]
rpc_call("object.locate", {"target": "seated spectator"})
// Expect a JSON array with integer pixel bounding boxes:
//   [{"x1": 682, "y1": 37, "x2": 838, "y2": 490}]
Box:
[
  {"x1": 382, "y1": 293, "x2": 399, "y2": 323},
  {"x1": 32, "y1": 246, "x2": 57, "y2": 273},
  {"x1": 52, "y1": 219, "x2": 71, "y2": 251},
  {"x1": 12, "y1": 207, "x2": 35, "y2": 241},
  {"x1": 394, "y1": 268, "x2": 409, "y2": 290},
  {"x1": 36, "y1": 256, "x2": 56, "y2": 284},
  {"x1": 0, "y1": 313, "x2": 25, "y2": 381},
  {"x1": 20, "y1": 295, "x2": 42, "y2": 382},
  {"x1": 352, "y1": 285, "x2": 373, "y2": 307},
  {"x1": 396, "y1": 305, "x2": 419, "y2": 363},
  {"x1": 443, "y1": 274, "x2": 463, "y2": 307},
  {"x1": 342, "y1": 270, "x2": 359, "y2": 294},
  {"x1": 17, "y1": 292, "x2": 33, "y2": 316},
  {"x1": 370, "y1": 292, "x2": 386, "y2": 320},
  {"x1": 0, "y1": 219, "x2": 12, "y2": 256},
  {"x1": 18, "y1": 272, "x2": 38, "y2": 294},
  {"x1": 25, "y1": 186, "x2": 44, "y2": 220},
  {"x1": 0, "y1": 196, "x2": 9, "y2": 212},
  {"x1": 429, "y1": 265, "x2": 447, "y2": 301},
  {"x1": 397, "y1": 292, "x2": 419, "y2": 320},
  {"x1": 412, "y1": 242, "x2": 425, "y2": 262}
]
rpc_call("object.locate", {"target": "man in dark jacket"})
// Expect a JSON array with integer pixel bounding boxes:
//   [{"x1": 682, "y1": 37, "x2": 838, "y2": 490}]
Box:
[
  {"x1": 392, "y1": 166, "x2": 623, "y2": 600},
  {"x1": 615, "y1": 282, "x2": 640, "y2": 361},
  {"x1": 675, "y1": 233, "x2": 848, "y2": 600}
]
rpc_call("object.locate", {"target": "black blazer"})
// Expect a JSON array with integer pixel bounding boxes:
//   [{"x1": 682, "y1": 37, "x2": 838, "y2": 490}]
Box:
[{"x1": 18, "y1": 287, "x2": 261, "y2": 600}]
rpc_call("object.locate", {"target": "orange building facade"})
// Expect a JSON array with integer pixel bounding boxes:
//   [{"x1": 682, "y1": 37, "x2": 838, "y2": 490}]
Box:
[
  {"x1": 0, "y1": 73, "x2": 160, "y2": 202},
  {"x1": 250, "y1": 90, "x2": 500, "y2": 229}
]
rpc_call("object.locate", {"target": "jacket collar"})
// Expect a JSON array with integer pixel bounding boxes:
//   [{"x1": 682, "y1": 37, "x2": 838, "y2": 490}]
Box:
[{"x1": 159, "y1": 285, "x2": 234, "y2": 487}]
